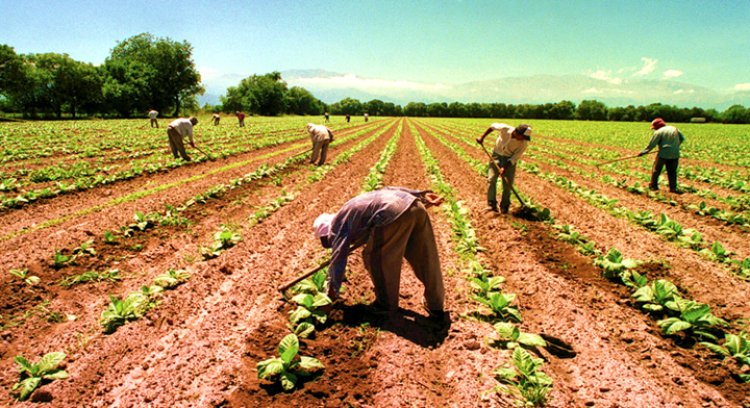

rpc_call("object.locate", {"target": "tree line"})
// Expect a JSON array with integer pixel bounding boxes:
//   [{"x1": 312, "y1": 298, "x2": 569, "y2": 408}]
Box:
[{"x1": 2, "y1": 34, "x2": 750, "y2": 123}]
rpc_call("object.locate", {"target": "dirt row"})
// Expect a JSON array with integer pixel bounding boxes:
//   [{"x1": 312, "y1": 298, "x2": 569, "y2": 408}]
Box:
[{"x1": 413, "y1": 120, "x2": 749, "y2": 407}]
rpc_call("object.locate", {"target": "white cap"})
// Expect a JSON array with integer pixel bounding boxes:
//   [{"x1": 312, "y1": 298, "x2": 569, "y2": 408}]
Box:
[{"x1": 313, "y1": 213, "x2": 335, "y2": 238}]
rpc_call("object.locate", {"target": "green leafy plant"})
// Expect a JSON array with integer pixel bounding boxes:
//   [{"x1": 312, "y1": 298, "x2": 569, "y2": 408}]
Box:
[
  {"x1": 654, "y1": 214, "x2": 683, "y2": 241},
  {"x1": 493, "y1": 347, "x2": 553, "y2": 407},
  {"x1": 701, "y1": 331, "x2": 750, "y2": 382},
  {"x1": 577, "y1": 241, "x2": 600, "y2": 256},
  {"x1": 9, "y1": 268, "x2": 40, "y2": 286},
  {"x1": 72, "y1": 239, "x2": 96, "y2": 257},
  {"x1": 256, "y1": 334, "x2": 325, "y2": 391},
  {"x1": 153, "y1": 268, "x2": 190, "y2": 289},
  {"x1": 52, "y1": 251, "x2": 75, "y2": 269},
  {"x1": 700, "y1": 241, "x2": 733, "y2": 263},
  {"x1": 657, "y1": 297, "x2": 728, "y2": 341},
  {"x1": 100, "y1": 287, "x2": 161, "y2": 334},
  {"x1": 291, "y1": 270, "x2": 327, "y2": 295},
  {"x1": 470, "y1": 275, "x2": 506, "y2": 298},
  {"x1": 103, "y1": 230, "x2": 118, "y2": 244},
  {"x1": 632, "y1": 279, "x2": 679, "y2": 313},
  {"x1": 288, "y1": 292, "x2": 332, "y2": 338},
  {"x1": 593, "y1": 248, "x2": 640, "y2": 281},
  {"x1": 200, "y1": 226, "x2": 242, "y2": 259},
  {"x1": 12, "y1": 352, "x2": 69, "y2": 401},
  {"x1": 555, "y1": 225, "x2": 585, "y2": 245},
  {"x1": 492, "y1": 322, "x2": 547, "y2": 350},
  {"x1": 473, "y1": 291, "x2": 522, "y2": 322}
]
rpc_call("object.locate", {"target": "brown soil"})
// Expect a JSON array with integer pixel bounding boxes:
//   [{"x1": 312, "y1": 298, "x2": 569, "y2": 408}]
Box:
[{"x1": 0, "y1": 118, "x2": 748, "y2": 407}]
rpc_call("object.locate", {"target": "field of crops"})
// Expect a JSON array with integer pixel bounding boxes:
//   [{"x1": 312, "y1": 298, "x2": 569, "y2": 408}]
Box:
[{"x1": 0, "y1": 115, "x2": 748, "y2": 407}]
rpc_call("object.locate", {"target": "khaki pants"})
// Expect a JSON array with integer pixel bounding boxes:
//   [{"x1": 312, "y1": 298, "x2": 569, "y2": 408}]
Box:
[
  {"x1": 150, "y1": 118, "x2": 159, "y2": 128},
  {"x1": 311, "y1": 140, "x2": 330, "y2": 166},
  {"x1": 167, "y1": 127, "x2": 191, "y2": 161},
  {"x1": 363, "y1": 202, "x2": 444, "y2": 312}
]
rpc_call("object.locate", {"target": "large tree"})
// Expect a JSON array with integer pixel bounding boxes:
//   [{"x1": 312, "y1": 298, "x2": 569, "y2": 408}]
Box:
[
  {"x1": 103, "y1": 33, "x2": 203, "y2": 117},
  {"x1": 283, "y1": 86, "x2": 324, "y2": 115},
  {"x1": 221, "y1": 72, "x2": 288, "y2": 116}
]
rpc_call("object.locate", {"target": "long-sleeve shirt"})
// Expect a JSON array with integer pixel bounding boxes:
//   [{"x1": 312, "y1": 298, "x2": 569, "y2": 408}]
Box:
[
  {"x1": 307, "y1": 124, "x2": 333, "y2": 143},
  {"x1": 641, "y1": 125, "x2": 684, "y2": 159},
  {"x1": 168, "y1": 118, "x2": 194, "y2": 144},
  {"x1": 326, "y1": 187, "x2": 430, "y2": 296},
  {"x1": 490, "y1": 123, "x2": 529, "y2": 165}
]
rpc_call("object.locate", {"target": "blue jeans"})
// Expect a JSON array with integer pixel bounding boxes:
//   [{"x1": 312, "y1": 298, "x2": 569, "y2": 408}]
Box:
[{"x1": 487, "y1": 153, "x2": 516, "y2": 212}]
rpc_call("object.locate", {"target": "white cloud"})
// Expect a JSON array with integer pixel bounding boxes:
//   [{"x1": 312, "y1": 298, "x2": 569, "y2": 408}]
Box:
[
  {"x1": 582, "y1": 87, "x2": 634, "y2": 95},
  {"x1": 673, "y1": 89, "x2": 694, "y2": 95},
  {"x1": 198, "y1": 66, "x2": 220, "y2": 81},
  {"x1": 589, "y1": 70, "x2": 623, "y2": 85},
  {"x1": 633, "y1": 57, "x2": 657, "y2": 76},
  {"x1": 735, "y1": 83, "x2": 750, "y2": 91},
  {"x1": 288, "y1": 73, "x2": 451, "y2": 94},
  {"x1": 663, "y1": 69, "x2": 683, "y2": 79}
]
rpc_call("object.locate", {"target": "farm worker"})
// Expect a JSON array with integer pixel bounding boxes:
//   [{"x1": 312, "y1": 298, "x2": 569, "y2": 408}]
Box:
[
  {"x1": 364, "y1": 112, "x2": 369, "y2": 122},
  {"x1": 166, "y1": 116, "x2": 198, "y2": 161},
  {"x1": 236, "y1": 111, "x2": 246, "y2": 127},
  {"x1": 638, "y1": 118, "x2": 685, "y2": 194},
  {"x1": 306, "y1": 123, "x2": 334, "y2": 166},
  {"x1": 313, "y1": 186, "x2": 446, "y2": 320},
  {"x1": 212, "y1": 113, "x2": 220, "y2": 126},
  {"x1": 324, "y1": 111, "x2": 330, "y2": 123},
  {"x1": 345, "y1": 114, "x2": 351, "y2": 123},
  {"x1": 476, "y1": 123, "x2": 531, "y2": 213},
  {"x1": 148, "y1": 109, "x2": 159, "y2": 128}
]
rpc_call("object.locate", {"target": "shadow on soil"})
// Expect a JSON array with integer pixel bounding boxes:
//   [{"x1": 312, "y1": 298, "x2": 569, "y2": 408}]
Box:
[{"x1": 333, "y1": 303, "x2": 451, "y2": 348}]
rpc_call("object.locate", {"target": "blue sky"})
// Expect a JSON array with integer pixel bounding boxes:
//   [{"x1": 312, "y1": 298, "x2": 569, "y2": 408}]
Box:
[{"x1": 2, "y1": 0, "x2": 749, "y2": 106}]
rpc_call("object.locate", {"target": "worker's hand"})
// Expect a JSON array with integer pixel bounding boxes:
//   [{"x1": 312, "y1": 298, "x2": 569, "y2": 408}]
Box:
[
  {"x1": 475, "y1": 138, "x2": 483, "y2": 145},
  {"x1": 190, "y1": 141, "x2": 196, "y2": 148},
  {"x1": 637, "y1": 150, "x2": 646, "y2": 157},
  {"x1": 326, "y1": 286, "x2": 338, "y2": 302},
  {"x1": 424, "y1": 192, "x2": 444, "y2": 207}
]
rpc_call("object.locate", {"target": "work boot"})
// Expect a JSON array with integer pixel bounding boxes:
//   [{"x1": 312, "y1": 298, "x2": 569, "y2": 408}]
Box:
[
  {"x1": 648, "y1": 186, "x2": 659, "y2": 192},
  {"x1": 487, "y1": 203, "x2": 499, "y2": 212},
  {"x1": 669, "y1": 189, "x2": 684, "y2": 195},
  {"x1": 422, "y1": 300, "x2": 447, "y2": 322}
]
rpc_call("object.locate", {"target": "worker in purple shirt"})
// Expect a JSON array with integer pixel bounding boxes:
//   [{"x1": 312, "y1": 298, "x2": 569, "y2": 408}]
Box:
[{"x1": 313, "y1": 187, "x2": 446, "y2": 321}]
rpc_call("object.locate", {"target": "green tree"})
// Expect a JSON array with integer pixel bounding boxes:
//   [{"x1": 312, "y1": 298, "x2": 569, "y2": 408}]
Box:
[
  {"x1": 0, "y1": 44, "x2": 28, "y2": 106},
  {"x1": 284, "y1": 86, "x2": 324, "y2": 115},
  {"x1": 576, "y1": 99, "x2": 608, "y2": 120},
  {"x1": 721, "y1": 104, "x2": 750, "y2": 124},
  {"x1": 364, "y1": 99, "x2": 386, "y2": 116},
  {"x1": 221, "y1": 72, "x2": 287, "y2": 116},
  {"x1": 103, "y1": 33, "x2": 203, "y2": 117},
  {"x1": 330, "y1": 97, "x2": 363, "y2": 115}
]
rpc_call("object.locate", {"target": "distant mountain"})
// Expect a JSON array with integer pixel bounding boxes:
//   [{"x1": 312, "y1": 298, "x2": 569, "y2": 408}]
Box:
[{"x1": 198, "y1": 69, "x2": 750, "y2": 110}]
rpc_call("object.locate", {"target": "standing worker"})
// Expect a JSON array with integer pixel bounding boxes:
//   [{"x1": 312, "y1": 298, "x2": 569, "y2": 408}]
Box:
[
  {"x1": 148, "y1": 108, "x2": 159, "y2": 128},
  {"x1": 306, "y1": 123, "x2": 334, "y2": 166},
  {"x1": 364, "y1": 112, "x2": 369, "y2": 122},
  {"x1": 313, "y1": 186, "x2": 446, "y2": 321},
  {"x1": 638, "y1": 118, "x2": 685, "y2": 194},
  {"x1": 345, "y1": 114, "x2": 350, "y2": 123},
  {"x1": 236, "y1": 111, "x2": 246, "y2": 127},
  {"x1": 212, "y1": 113, "x2": 221, "y2": 126},
  {"x1": 324, "y1": 111, "x2": 330, "y2": 123},
  {"x1": 166, "y1": 116, "x2": 198, "y2": 161},
  {"x1": 476, "y1": 123, "x2": 531, "y2": 213}
]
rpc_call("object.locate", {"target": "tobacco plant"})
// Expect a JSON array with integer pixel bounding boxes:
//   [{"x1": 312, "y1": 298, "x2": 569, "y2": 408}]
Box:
[
  {"x1": 256, "y1": 333, "x2": 325, "y2": 391},
  {"x1": 593, "y1": 248, "x2": 640, "y2": 282},
  {"x1": 288, "y1": 292, "x2": 332, "y2": 339},
  {"x1": 153, "y1": 268, "x2": 190, "y2": 289},
  {"x1": 100, "y1": 286, "x2": 161, "y2": 334},
  {"x1": 632, "y1": 279, "x2": 680, "y2": 313},
  {"x1": 201, "y1": 226, "x2": 242, "y2": 259},
  {"x1": 12, "y1": 352, "x2": 68, "y2": 401},
  {"x1": 473, "y1": 291, "x2": 522, "y2": 322},
  {"x1": 9, "y1": 268, "x2": 40, "y2": 286},
  {"x1": 492, "y1": 322, "x2": 547, "y2": 350},
  {"x1": 493, "y1": 347, "x2": 553, "y2": 407},
  {"x1": 701, "y1": 331, "x2": 750, "y2": 382},
  {"x1": 58, "y1": 269, "x2": 121, "y2": 288},
  {"x1": 657, "y1": 297, "x2": 727, "y2": 341}
]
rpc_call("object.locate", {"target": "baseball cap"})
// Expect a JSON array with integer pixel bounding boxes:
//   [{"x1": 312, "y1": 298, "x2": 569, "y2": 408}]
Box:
[
  {"x1": 515, "y1": 124, "x2": 532, "y2": 138},
  {"x1": 651, "y1": 118, "x2": 666, "y2": 129}
]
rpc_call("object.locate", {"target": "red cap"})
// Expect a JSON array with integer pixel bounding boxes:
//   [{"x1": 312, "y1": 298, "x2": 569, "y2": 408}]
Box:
[{"x1": 651, "y1": 118, "x2": 666, "y2": 129}]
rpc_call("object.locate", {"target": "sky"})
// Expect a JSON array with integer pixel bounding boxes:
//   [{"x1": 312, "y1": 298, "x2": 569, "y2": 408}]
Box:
[{"x1": 1, "y1": 0, "x2": 749, "y2": 107}]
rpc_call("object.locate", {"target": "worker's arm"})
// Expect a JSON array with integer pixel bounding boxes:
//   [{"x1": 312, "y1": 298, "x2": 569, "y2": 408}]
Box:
[
  {"x1": 476, "y1": 127, "x2": 494, "y2": 144},
  {"x1": 508, "y1": 144, "x2": 528, "y2": 165},
  {"x1": 326, "y1": 233, "x2": 352, "y2": 300},
  {"x1": 638, "y1": 133, "x2": 659, "y2": 156},
  {"x1": 187, "y1": 126, "x2": 195, "y2": 147}
]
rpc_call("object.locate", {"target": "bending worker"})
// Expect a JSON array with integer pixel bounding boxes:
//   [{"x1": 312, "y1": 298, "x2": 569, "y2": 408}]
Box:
[
  {"x1": 166, "y1": 116, "x2": 198, "y2": 161},
  {"x1": 476, "y1": 123, "x2": 532, "y2": 213},
  {"x1": 306, "y1": 123, "x2": 334, "y2": 166},
  {"x1": 638, "y1": 117, "x2": 685, "y2": 194},
  {"x1": 313, "y1": 187, "x2": 446, "y2": 321}
]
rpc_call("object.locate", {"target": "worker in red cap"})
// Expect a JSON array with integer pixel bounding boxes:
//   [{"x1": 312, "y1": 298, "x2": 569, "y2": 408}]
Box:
[{"x1": 638, "y1": 118, "x2": 685, "y2": 194}]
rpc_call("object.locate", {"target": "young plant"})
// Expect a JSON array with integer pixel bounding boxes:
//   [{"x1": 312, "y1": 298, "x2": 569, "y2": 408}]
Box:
[
  {"x1": 700, "y1": 241, "x2": 733, "y2": 263},
  {"x1": 593, "y1": 248, "x2": 640, "y2": 282},
  {"x1": 12, "y1": 352, "x2": 69, "y2": 401},
  {"x1": 470, "y1": 275, "x2": 506, "y2": 298},
  {"x1": 72, "y1": 239, "x2": 96, "y2": 257},
  {"x1": 493, "y1": 347, "x2": 553, "y2": 407},
  {"x1": 103, "y1": 230, "x2": 118, "y2": 244},
  {"x1": 473, "y1": 291, "x2": 522, "y2": 322},
  {"x1": 632, "y1": 279, "x2": 679, "y2": 313},
  {"x1": 100, "y1": 287, "x2": 161, "y2": 334},
  {"x1": 555, "y1": 225, "x2": 585, "y2": 245},
  {"x1": 700, "y1": 331, "x2": 750, "y2": 382},
  {"x1": 9, "y1": 268, "x2": 40, "y2": 286},
  {"x1": 200, "y1": 226, "x2": 242, "y2": 259},
  {"x1": 492, "y1": 322, "x2": 547, "y2": 350},
  {"x1": 288, "y1": 292, "x2": 332, "y2": 338},
  {"x1": 256, "y1": 333, "x2": 325, "y2": 391},
  {"x1": 291, "y1": 270, "x2": 327, "y2": 295},
  {"x1": 657, "y1": 297, "x2": 727, "y2": 341},
  {"x1": 52, "y1": 251, "x2": 75, "y2": 269},
  {"x1": 153, "y1": 268, "x2": 190, "y2": 289}
]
